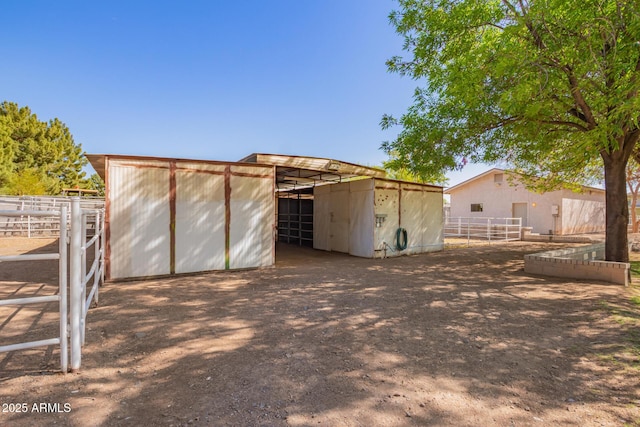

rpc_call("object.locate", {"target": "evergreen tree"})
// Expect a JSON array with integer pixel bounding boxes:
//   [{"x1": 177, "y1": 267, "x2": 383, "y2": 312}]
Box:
[{"x1": 0, "y1": 101, "x2": 89, "y2": 195}]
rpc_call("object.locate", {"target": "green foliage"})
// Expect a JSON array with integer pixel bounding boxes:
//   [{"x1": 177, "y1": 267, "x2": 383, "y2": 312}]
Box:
[
  {"x1": 383, "y1": 0, "x2": 640, "y2": 261},
  {"x1": 631, "y1": 262, "x2": 640, "y2": 279},
  {"x1": 86, "y1": 173, "x2": 105, "y2": 196},
  {"x1": 382, "y1": 0, "x2": 640, "y2": 182},
  {"x1": 2, "y1": 168, "x2": 47, "y2": 195},
  {"x1": 0, "y1": 101, "x2": 89, "y2": 195},
  {"x1": 382, "y1": 155, "x2": 448, "y2": 185}
]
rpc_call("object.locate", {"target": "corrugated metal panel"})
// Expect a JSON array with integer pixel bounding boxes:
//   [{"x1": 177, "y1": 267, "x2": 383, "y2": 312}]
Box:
[
  {"x1": 422, "y1": 191, "x2": 444, "y2": 250},
  {"x1": 401, "y1": 189, "x2": 424, "y2": 255},
  {"x1": 329, "y1": 183, "x2": 350, "y2": 254},
  {"x1": 374, "y1": 187, "x2": 400, "y2": 252},
  {"x1": 229, "y1": 170, "x2": 274, "y2": 269},
  {"x1": 348, "y1": 182, "x2": 374, "y2": 257},
  {"x1": 109, "y1": 160, "x2": 171, "y2": 279},
  {"x1": 313, "y1": 185, "x2": 331, "y2": 251},
  {"x1": 231, "y1": 164, "x2": 273, "y2": 176},
  {"x1": 176, "y1": 161, "x2": 226, "y2": 174},
  {"x1": 175, "y1": 170, "x2": 226, "y2": 273}
]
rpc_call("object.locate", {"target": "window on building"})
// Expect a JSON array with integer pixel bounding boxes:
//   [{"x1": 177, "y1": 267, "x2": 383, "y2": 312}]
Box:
[
  {"x1": 471, "y1": 203, "x2": 483, "y2": 212},
  {"x1": 494, "y1": 173, "x2": 503, "y2": 183}
]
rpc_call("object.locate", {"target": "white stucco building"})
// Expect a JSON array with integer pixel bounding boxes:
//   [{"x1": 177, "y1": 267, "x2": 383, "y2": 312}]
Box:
[{"x1": 445, "y1": 168, "x2": 605, "y2": 235}]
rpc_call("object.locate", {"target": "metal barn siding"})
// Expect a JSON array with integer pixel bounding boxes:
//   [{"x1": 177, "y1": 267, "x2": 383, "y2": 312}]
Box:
[
  {"x1": 108, "y1": 159, "x2": 172, "y2": 279},
  {"x1": 400, "y1": 183, "x2": 444, "y2": 255},
  {"x1": 102, "y1": 156, "x2": 275, "y2": 280},
  {"x1": 401, "y1": 185, "x2": 425, "y2": 255},
  {"x1": 329, "y1": 185, "x2": 350, "y2": 254},
  {"x1": 312, "y1": 178, "x2": 442, "y2": 258},
  {"x1": 312, "y1": 185, "x2": 331, "y2": 251},
  {"x1": 228, "y1": 165, "x2": 275, "y2": 269},
  {"x1": 373, "y1": 181, "x2": 401, "y2": 253},
  {"x1": 174, "y1": 163, "x2": 226, "y2": 274},
  {"x1": 374, "y1": 179, "x2": 444, "y2": 257},
  {"x1": 348, "y1": 179, "x2": 375, "y2": 258},
  {"x1": 422, "y1": 189, "x2": 444, "y2": 250}
]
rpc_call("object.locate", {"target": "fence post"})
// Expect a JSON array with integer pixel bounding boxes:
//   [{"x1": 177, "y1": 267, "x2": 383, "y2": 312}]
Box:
[
  {"x1": 69, "y1": 198, "x2": 82, "y2": 371},
  {"x1": 59, "y1": 205, "x2": 68, "y2": 373},
  {"x1": 503, "y1": 218, "x2": 506, "y2": 241},
  {"x1": 95, "y1": 211, "x2": 100, "y2": 304},
  {"x1": 80, "y1": 215, "x2": 87, "y2": 346},
  {"x1": 487, "y1": 218, "x2": 492, "y2": 244}
]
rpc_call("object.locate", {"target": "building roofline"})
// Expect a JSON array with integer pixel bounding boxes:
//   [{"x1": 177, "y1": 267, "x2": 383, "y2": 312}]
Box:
[{"x1": 444, "y1": 168, "x2": 605, "y2": 194}]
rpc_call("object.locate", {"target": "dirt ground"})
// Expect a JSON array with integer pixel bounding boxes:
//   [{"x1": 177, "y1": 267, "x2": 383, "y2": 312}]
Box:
[{"x1": 1, "y1": 237, "x2": 639, "y2": 427}]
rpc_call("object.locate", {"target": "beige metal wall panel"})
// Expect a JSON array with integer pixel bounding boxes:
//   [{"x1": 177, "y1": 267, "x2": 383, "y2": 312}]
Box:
[
  {"x1": 175, "y1": 170, "x2": 226, "y2": 274},
  {"x1": 375, "y1": 181, "x2": 400, "y2": 190},
  {"x1": 349, "y1": 178, "x2": 374, "y2": 192},
  {"x1": 176, "y1": 161, "x2": 226, "y2": 173},
  {"x1": 110, "y1": 158, "x2": 168, "y2": 169},
  {"x1": 229, "y1": 173, "x2": 274, "y2": 269},
  {"x1": 231, "y1": 164, "x2": 273, "y2": 176},
  {"x1": 371, "y1": 178, "x2": 444, "y2": 257},
  {"x1": 401, "y1": 189, "x2": 424, "y2": 255},
  {"x1": 373, "y1": 185, "x2": 400, "y2": 254},
  {"x1": 109, "y1": 161, "x2": 171, "y2": 279},
  {"x1": 313, "y1": 185, "x2": 331, "y2": 251},
  {"x1": 348, "y1": 183, "x2": 374, "y2": 257},
  {"x1": 421, "y1": 191, "x2": 444, "y2": 251},
  {"x1": 329, "y1": 183, "x2": 350, "y2": 253}
]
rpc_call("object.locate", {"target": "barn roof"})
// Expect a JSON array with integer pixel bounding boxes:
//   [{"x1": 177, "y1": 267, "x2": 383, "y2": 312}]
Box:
[
  {"x1": 239, "y1": 153, "x2": 386, "y2": 192},
  {"x1": 87, "y1": 153, "x2": 388, "y2": 192}
]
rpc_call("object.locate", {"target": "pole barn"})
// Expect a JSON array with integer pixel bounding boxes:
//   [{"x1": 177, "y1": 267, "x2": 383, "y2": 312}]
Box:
[
  {"x1": 88, "y1": 155, "x2": 275, "y2": 280},
  {"x1": 88, "y1": 153, "x2": 444, "y2": 281}
]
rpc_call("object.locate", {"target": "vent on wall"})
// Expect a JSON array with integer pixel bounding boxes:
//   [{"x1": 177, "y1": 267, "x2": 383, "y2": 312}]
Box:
[{"x1": 494, "y1": 173, "x2": 503, "y2": 186}]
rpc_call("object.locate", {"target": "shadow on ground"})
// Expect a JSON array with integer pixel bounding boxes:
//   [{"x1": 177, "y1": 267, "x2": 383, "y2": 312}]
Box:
[{"x1": 1, "y1": 241, "x2": 639, "y2": 426}]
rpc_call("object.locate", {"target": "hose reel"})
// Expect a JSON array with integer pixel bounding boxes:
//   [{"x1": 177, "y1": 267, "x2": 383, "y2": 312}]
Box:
[{"x1": 395, "y1": 227, "x2": 408, "y2": 251}]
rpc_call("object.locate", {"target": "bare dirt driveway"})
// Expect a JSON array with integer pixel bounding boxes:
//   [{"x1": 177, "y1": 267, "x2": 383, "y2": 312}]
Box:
[{"x1": 1, "y1": 239, "x2": 639, "y2": 426}]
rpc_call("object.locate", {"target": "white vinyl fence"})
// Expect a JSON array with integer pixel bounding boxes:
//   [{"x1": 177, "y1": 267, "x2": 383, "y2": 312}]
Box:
[
  {"x1": 0, "y1": 198, "x2": 105, "y2": 372},
  {"x1": 445, "y1": 217, "x2": 522, "y2": 245}
]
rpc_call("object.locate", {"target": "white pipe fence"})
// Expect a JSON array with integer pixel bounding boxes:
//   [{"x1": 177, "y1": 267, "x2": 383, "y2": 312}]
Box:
[
  {"x1": 444, "y1": 217, "x2": 522, "y2": 245},
  {"x1": 0, "y1": 196, "x2": 104, "y2": 238},
  {"x1": 0, "y1": 198, "x2": 105, "y2": 373}
]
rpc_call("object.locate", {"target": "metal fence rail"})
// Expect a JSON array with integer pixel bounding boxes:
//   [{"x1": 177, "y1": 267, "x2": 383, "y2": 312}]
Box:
[
  {"x1": 0, "y1": 196, "x2": 104, "y2": 237},
  {"x1": 0, "y1": 198, "x2": 105, "y2": 373},
  {"x1": 445, "y1": 217, "x2": 522, "y2": 245},
  {"x1": 0, "y1": 207, "x2": 69, "y2": 372}
]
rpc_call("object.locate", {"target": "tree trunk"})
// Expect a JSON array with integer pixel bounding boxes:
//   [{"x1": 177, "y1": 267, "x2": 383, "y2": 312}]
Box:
[{"x1": 603, "y1": 152, "x2": 630, "y2": 262}]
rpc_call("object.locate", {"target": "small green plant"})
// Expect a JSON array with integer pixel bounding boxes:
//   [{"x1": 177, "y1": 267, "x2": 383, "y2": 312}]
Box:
[{"x1": 630, "y1": 261, "x2": 640, "y2": 279}]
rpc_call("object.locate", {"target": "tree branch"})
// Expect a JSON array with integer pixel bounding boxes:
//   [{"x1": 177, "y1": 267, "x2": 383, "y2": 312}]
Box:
[
  {"x1": 537, "y1": 119, "x2": 590, "y2": 132},
  {"x1": 502, "y1": 0, "x2": 546, "y2": 50},
  {"x1": 563, "y1": 67, "x2": 597, "y2": 129}
]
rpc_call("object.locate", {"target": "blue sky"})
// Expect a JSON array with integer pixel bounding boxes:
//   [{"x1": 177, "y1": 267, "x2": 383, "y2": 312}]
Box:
[{"x1": 1, "y1": 0, "x2": 489, "y2": 186}]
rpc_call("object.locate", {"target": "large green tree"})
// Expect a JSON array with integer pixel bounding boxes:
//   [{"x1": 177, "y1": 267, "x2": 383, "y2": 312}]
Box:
[
  {"x1": 382, "y1": 0, "x2": 640, "y2": 262},
  {"x1": 0, "y1": 101, "x2": 89, "y2": 195}
]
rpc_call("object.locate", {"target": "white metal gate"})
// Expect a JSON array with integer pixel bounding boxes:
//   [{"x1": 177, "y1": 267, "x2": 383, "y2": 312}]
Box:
[{"x1": 0, "y1": 198, "x2": 105, "y2": 372}]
